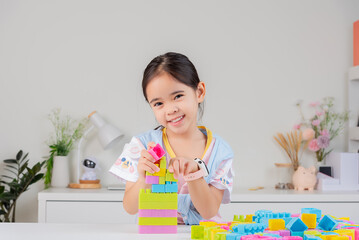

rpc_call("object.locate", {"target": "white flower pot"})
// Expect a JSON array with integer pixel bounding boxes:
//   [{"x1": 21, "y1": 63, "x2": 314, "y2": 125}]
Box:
[{"x1": 51, "y1": 156, "x2": 70, "y2": 188}]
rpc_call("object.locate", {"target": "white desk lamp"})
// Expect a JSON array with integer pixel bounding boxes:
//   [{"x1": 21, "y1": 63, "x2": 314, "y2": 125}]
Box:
[{"x1": 68, "y1": 111, "x2": 123, "y2": 189}]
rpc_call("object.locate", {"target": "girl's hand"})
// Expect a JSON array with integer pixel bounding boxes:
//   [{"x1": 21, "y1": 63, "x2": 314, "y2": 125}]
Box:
[
  {"x1": 168, "y1": 157, "x2": 200, "y2": 179},
  {"x1": 137, "y1": 142, "x2": 160, "y2": 181}
]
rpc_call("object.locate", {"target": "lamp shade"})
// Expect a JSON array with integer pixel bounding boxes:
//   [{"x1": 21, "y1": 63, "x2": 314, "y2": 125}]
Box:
[{"x1": 88, "y1": 111, "x2": 124, "y2": 149}]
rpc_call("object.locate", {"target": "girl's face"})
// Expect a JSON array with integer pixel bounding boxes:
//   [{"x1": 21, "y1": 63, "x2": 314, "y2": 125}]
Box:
[{"x1": 146, "y1": 72, "x2": 205, "y2": 135}]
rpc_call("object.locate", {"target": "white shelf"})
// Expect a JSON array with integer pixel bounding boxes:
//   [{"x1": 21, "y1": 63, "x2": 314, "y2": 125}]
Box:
[{"x1": 348, "y1": 66, "x2": 359, "y2": 152}]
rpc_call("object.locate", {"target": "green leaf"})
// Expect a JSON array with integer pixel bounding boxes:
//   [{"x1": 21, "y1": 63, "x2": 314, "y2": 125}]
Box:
[
  {"x1": 0, "y1": 186, "x2": 4, "y2": 194},
  {"x1": 19, "y1": 161, "x2": 29, "y2": 175},
  {"x1": 16, "y1": 150, "x2": 23, "y2": 161},
  {"x1": 3, "y1": 159, "x2": 17, "y2": 164},
  {"x1": 20, "y1": 152, "x2": 29, "y2": 164},
  {"x1": 30, "y1": 174, "x2": 44, "y2": 184}
]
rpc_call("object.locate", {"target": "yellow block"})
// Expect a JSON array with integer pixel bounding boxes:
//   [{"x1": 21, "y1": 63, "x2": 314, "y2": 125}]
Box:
[
  {"x1": 301, "y1": 213, "x2": 317, "y2": 229},
  {"x1": 268, "y1": 219, "x2": 285, "y2": 231}
]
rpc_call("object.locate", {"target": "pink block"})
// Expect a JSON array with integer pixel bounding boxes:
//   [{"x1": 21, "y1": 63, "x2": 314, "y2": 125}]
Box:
[
  {"x1": 148, "y1": 144, "x2": 165, "y2": 161},
  {"x1": 291, "y1": 213, "x2": 300, "y2": 218},
  {"x1": 138, "y1": 209, "x2": 177, "y2": 218},
  {"x1": 221, "y1": 225, "x2": 230, "y2": 231},
  {"x1": 279, "y1": 230, "x2": 291, "y2": 237},
  {"x1": 283, "y1": 237, "x2": 303, "y2": 240},
  {"x1": 138, "y1": 225, "x2": 177, "y2": 234},
  {"x1": 145, "y1": 175, "x2": 159, "y2": 184},
  {"x1": 346, "y1": 228, "x2": 359, "y2": 240}
]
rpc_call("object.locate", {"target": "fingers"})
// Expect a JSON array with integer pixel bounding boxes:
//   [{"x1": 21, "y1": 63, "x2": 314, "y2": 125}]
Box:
[
  {"x1": 168, "y1": 158, "x2": 179, "y2": 179},
  {"x1": 139, "y1": 149, "x2": 159, "y2": 174},
  {"x1": 147, "y1": 141, "x2": 156, "y2": 149}
]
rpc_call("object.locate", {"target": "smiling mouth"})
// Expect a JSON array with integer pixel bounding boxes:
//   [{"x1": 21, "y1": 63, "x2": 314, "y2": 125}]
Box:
[{"x1": 169, "y1": 115, "x2": 184, "y2": 123}]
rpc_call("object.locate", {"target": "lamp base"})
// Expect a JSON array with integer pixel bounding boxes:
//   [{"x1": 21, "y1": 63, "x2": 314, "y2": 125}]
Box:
[{"x1": 68, "y1": 179, "x2": 101, "y2": 189}]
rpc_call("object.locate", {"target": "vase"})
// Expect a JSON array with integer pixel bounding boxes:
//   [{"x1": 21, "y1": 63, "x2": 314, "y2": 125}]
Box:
[{"x1": 51, "y1": 156, "x2": 70, "y2": 188}]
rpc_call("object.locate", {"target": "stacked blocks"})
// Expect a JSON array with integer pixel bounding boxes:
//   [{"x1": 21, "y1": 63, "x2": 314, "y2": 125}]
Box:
[
  {"x1": 139, "y1": 143, "x2": 178, "y2": 234},
  {"x1": 191, "y1": 208, "x2": 358, "y2": 240}
]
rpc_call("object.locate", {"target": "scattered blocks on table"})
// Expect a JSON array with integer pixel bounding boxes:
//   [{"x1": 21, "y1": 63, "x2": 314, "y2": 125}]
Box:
[
  {"x1": 318, "y1": 215, "x2": 338, "y2": 231},
  {"x1": 191, "y1": 225, "x2": 205, "y2": 239},
  {"x1": 269, "y1": 219, "x2": 286, "y2": 231},
  {"x1": 301, "y1": 213, "x2": 317, "y2": 229},
  {"x1": 287, "y1": 218, "x2": 309, "y2": 232},
  {"x1": 302, "y1": 208, "x2": 322, "y2": 221}
]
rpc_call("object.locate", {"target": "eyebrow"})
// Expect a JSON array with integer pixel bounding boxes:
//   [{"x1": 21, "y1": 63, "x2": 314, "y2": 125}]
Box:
[{"x1": 149, "y1": 90, "x2": 185, "y2": 104}]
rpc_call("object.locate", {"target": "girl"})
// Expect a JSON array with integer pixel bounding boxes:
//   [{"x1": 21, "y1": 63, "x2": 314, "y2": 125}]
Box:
[{"x1": 109, "y1": 52, "x2": 234, "y2": 224}]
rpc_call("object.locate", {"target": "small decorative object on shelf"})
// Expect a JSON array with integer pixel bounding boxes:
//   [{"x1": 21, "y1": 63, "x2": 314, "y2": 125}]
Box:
[
  {"x1": 44, "y1": 108, "x2": 87, "y2": 188},
  {"x1": 295, "y1": 97, "x2": 349, "y2": 164},
  {"x1": 292, "y1": 166, "x2": 317, "y2": 191},
  {"x1": 274, "y1": 163, "x2": 294, "y2": 190},
  {"x1": 273, "y1": 130, "x2": 307, "y2": 171}
]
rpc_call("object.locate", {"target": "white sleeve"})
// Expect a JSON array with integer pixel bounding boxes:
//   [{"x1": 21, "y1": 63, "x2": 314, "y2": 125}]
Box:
[
  {"x1": 209, "y1": 158, "x2": 234, "y2": 204},
  {"x1": 108, "y1": 137, "x2": 145, "y2": 183}
]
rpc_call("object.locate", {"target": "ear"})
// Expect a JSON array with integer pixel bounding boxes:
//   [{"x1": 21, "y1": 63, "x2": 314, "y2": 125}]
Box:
[{"x1": 196, "y1": 82, "x2": 206, "y2": 103}]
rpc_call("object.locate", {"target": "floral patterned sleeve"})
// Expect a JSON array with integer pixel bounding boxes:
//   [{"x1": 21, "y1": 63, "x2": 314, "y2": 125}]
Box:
[
  {"x1": 108, "y1": 137, "x2": 145, "y2": 183},
  {"x1": 209, "y1": 158, "x2": 234, "y2": 204}
]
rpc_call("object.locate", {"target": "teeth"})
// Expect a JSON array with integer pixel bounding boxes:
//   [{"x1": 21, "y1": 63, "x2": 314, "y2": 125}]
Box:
[{"x1": 172, "y1": 116, "x2": 183, "y2": 123}]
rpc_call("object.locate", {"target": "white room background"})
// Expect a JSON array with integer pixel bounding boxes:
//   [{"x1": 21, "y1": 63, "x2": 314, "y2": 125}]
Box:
[{"x1": 1, "y1": 0, "x2": 358, "y2": 222}]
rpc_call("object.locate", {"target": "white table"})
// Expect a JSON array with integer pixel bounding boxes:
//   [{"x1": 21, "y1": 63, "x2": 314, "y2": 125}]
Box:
[{"x1": 0, "y1": 223, "x2": 192, "y2": 240}]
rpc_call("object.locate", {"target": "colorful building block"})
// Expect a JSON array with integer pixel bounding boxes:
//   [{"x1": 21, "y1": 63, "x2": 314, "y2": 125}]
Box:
[
  {"x1": 138, "y1": 209, "x2": 177, "y2": 218},
  {"x1": 152, "y1": 184, "x2": 165, "y2": 193},
  {"x1": 286, "y1": 217, "x2": 309, "y2": 232},
  {"x1": 302, "y1": 213, "x2": 317, "y2": 229},
  {"x1": 191, "y1": 225, "x2": 205, "y2": 239},
  {"x1": 269, "y1": 219, "x2": 286, "y2": 231},
  {"x1": 318, "y1": 215, "x2": 338, "y2": 231},
  {"x1": 145, "y1": 175, "x2": 159, "y2": 184},
  {"x1": 148, "y1": 143, "x2": 166, "y2": 161},
  {"x1": 138, "y1": 189, "x2": 177, "y2": 210},
  {"x1": 166, "y1": 170, "x2": 178, "y2": 182},
  {"x1": 138, "y1": 225, "x2": 176, "y2": 234},
  {"x1": 165, "y1": 182, "x2": 178, "y2": 193},
  {"x1": 302, "y1": 208, "x2": 322, "y2": 221},
  {"x1": 232, "y1": 223, "x2": 266, "y2": 234}
]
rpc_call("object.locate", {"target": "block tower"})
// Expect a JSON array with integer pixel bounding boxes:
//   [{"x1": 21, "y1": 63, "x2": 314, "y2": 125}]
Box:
[{"x1": 138, "y1": 143, "x2": 178, "y2": 234}]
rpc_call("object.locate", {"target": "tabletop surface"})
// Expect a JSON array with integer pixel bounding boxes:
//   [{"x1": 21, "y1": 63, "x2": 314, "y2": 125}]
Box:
[{"x1": 1, "y1": 223, "x2": 192, "y2": 240}]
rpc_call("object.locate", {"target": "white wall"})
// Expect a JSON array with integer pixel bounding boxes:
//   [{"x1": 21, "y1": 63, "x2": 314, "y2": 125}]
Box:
[{"x1": 0, "y1": 0, "x2": 358, "y2": 222}]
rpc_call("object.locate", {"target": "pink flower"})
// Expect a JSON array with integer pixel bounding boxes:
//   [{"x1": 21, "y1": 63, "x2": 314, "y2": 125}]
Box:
[
  {"x1": 320, "y1": 129, "x2": 330, "y2": 137},
  {"x1": 293, "y1": 124, "x2": 301, "y2": 130},
  {"x1": 310, "y1": 101, "x2": 320, "y2": 107},
  {"x1": 317, "y1": 135, "x2": 330, "y2": 148},
  {"x1": 312, "y1": 119, "x2": 320, "y2": 126},
  {"x1": 302, "y1": 128, "x2": 315, "y2": 141},
  {"x1": 316, "y1": 111, "x2": 324, "y2": 117},
  {"x1": 308, "y1": 139, "x2": 320, "y2": 152}
]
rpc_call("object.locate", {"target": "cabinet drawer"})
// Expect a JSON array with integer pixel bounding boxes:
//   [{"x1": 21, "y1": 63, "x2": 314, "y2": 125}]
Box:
[
  {"x1": 220, "y1": 202, "x2": 359, "y2": 223},
  {"x1": 46, "y1": 201, "x2": 137, "y2": 224}
]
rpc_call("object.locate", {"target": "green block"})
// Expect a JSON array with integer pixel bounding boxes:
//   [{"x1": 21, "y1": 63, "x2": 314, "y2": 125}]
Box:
[
  {"x1": 204, "y1": 227, "x2": 219, "y2": 240},
  {"x1": 215, "y1": 232, "x2": 229, "y2": 240},
  {"x1": 191, "y1": 225, "x2": 205, "y2": 239},
  {"x1": 166, "y1": 171, "x2": 178, "y2": 182},
  {"x1": 159, "y1": 176, "x2": 165, "y2": 184},
  {"x1": 138, "y1": 217, "x2": 177, "y2": 225},
  {"x1": 139, "y1": 189, "x2": 177, "y2": 210},
  {"x1": 160, "y1": 157, "x2": 166, "y2": 168}
]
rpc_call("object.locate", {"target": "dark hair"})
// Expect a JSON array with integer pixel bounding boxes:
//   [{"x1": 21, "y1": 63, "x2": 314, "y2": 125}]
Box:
[{"x1": 142, "y1": 52, "x2": 204, "y2": 118}]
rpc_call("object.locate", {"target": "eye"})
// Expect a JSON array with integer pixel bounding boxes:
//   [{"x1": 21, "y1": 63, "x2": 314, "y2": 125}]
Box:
[
  {"x1": 153, "y1": 102, "x2": 163, "y2": 107},
  {"x1": 174, "y1": 94, "x2": 183, "y2": 100}
]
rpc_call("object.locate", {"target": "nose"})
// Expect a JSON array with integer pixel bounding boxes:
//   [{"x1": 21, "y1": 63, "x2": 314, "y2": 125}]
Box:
[{"x1": 166, "y1": 103, "x2": 178, "y2": 115}]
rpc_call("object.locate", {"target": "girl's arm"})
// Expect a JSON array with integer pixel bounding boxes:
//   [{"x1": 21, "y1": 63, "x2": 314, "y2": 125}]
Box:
[
  {"x1": 169, "y1": 157, "x2": 224, "y2": 219},
  {"x1": 187, "y1": 179, "x2": 224, "y2": 219}
]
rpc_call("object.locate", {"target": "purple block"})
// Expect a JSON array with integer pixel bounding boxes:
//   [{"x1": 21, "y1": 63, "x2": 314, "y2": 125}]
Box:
[
  {"x1": 279, "y1": 230, "x2": 291, "y2": 237},
  {"x1": 145, "y1": 175, "x2": 159, "y2": 184},
  {"x1": 138, "y1": 209, "x2": 177, "y2": 218},
  {"x1": 138, "y1": 225, "x2": 177, "y2": 234}
]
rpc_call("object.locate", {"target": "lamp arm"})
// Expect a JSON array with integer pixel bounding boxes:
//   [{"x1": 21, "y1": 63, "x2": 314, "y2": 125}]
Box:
[{"x1": 77, "y1": 125, "x2": 95, "y2": 183}]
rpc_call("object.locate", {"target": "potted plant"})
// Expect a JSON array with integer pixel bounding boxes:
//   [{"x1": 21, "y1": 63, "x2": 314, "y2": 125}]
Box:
[
  {"x1": 44, "y1": 108, "x2": 87, "y2": 188},
  {"x1": 0, "y1": 150, "x2": 45, "y2": 222},
  {"x1": 294, "y1": 97, "x2": 349, "y2": 165}
]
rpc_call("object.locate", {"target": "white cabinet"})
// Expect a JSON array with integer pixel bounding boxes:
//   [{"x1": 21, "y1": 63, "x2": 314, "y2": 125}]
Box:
[
  {"x1": 348, "y1": 66, "x2": 359, "y2": 153},
  {"x1": 38, "y1": 188, "x2": 137, "y2": 224},
  {"x1": 39, "y1": 188, "x2": 359, "y2": 224},
  {"x1": 220, "y1": 188, "x2": 359, "y2": 223}
]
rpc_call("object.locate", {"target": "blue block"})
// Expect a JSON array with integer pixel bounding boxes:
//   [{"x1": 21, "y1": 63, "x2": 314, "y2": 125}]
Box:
[
  {"x1": 286, "y1": 218, "x2": 308, "y2": 232},
  {"x1": 318, "y1": 215, "x2": 338, "y2": 231},
  {"x1": 305, "y1": 235, "x2": 323, "y2": 240},
  {"x1": 301, "y1": 208, "x2": 322, "y2": 221},
  {"x1": 226, "y1": 233, "x2": 245, "y2": 240},
  {"x1": 232, "y1": 223, "x2": 266, "y2": 234},
  {"x1": 151, "y1": 184, "x2": 165, "y2": 193},
  {"x1": 165, "y1": 182, "x2": 178, "y2": 193},
  {"x1": 291, "y1": 231, "x2": 305, "y2": 237}
]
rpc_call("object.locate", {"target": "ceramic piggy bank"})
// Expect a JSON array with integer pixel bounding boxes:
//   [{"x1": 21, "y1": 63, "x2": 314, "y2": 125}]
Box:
[{"x1": 292, "y1": 166, "x2": 317, "y2": 191}]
